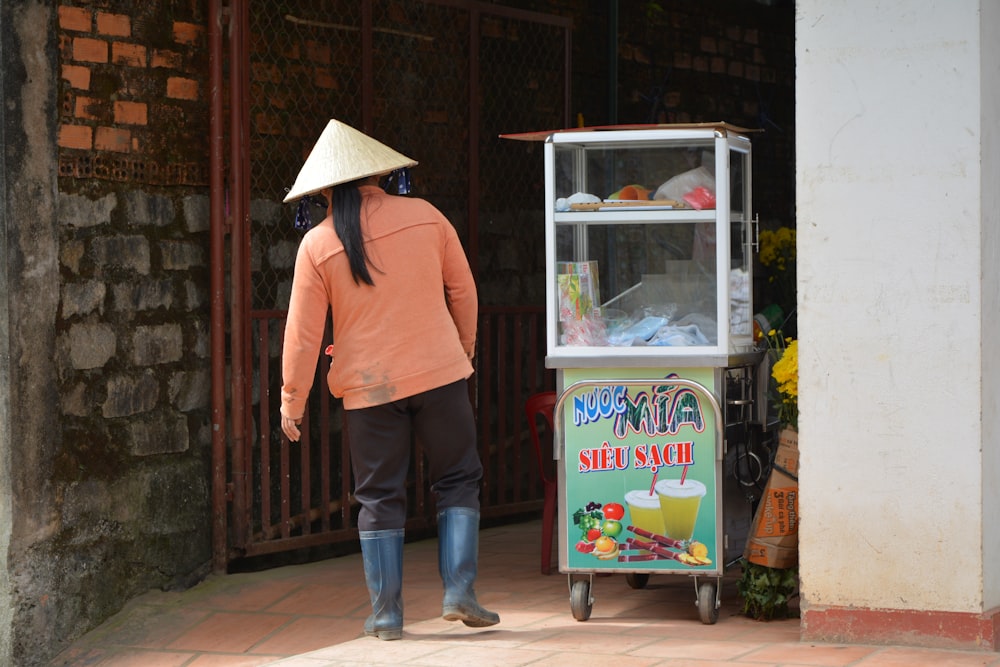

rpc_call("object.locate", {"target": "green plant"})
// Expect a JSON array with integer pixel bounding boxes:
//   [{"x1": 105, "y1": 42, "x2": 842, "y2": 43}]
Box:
[{"x1": 736, "y1": 559, "x2": 798, "y2": 620}]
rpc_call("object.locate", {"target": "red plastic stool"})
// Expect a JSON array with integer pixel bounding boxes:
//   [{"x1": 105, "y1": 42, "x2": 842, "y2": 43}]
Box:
[{"x1": 525, "y1": 391, "x2": 558, "y2": 575}]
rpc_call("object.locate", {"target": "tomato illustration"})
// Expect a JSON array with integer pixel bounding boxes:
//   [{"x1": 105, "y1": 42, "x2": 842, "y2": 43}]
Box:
[{"x1": 602, "y1": 502, "x2": 625, "y2": 520}]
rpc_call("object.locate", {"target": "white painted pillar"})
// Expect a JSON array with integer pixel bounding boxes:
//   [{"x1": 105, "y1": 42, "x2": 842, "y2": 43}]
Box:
[{"x1": 796, "y1": 0, "x2": 1000, "y2": 649}]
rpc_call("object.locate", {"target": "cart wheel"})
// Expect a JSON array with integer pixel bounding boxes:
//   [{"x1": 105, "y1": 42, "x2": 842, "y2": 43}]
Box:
[
  {"x1": 697, "y1": 581, "x2": 719, "y2": 624},
  {"x1": 625, "y1": 572, "x2": 649, "y2": 590},
  {"x1": 570, "y1": 579, "x2": 593, "y2": 621}
]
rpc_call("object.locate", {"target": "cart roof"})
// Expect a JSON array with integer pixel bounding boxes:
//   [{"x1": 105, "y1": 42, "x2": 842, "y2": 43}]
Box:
[{"x1": 499, "y1": 121, "x2": 759, "y2": 142}]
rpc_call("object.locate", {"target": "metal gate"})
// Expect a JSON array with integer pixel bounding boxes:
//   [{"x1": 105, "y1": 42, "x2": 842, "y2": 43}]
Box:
[{"x1": 209, "y1": 0, "x2": 570, "y2": 566}]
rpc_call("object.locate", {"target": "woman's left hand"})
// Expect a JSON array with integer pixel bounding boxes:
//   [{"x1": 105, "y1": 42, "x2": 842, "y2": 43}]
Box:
[{"x1": 281, "y1": 414, "x2": 302, "y2": 442}]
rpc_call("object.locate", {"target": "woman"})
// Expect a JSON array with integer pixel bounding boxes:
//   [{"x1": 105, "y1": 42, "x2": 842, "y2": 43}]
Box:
[{"x1": 280, "y1": 119, "x2": 499, "y2": 640}]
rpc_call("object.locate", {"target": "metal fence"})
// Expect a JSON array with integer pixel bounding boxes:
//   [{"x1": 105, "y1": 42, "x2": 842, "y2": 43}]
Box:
[{"x1": 216, "y1": 0, "x2": 569, "y2": 562}]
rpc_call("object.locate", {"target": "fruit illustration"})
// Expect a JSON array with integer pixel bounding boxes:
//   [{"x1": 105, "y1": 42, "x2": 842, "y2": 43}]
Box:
[
  {"x1": 594, "y1": 536, "x2": 615, "y2": 553},
  {"x1": 602, "y1": 502, "x2": 625, "y2": 520},
  {"x1": 573, "y1": 500, "x2": 628, "y2": 559},
  {"x1": 601, "y1": 519, "x2": 623, "y2": 538},
  {"x1": 593, "y1": 535, "x2": 620, "y2": 560},
  {"x1": 688, "y1": 541, "x2": 709, "y2": 559},
  {"x1": 577, "y1": 513, "x2": 600, "y2": 532}
]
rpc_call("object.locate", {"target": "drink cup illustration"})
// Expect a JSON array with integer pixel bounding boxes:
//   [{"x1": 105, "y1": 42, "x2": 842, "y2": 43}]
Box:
[
  {"x1": 624, "y1": 489, "x2": 666, "y2": 538},
  {"x1": 655, "y1": 478, "x2": 706, "y2": 541}
]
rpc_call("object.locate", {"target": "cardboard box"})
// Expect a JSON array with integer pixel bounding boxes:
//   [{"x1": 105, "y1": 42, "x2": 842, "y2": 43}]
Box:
[
  {"x1": 774, "y1": 427, "x2": 799, "y2": 475},
  {"x1": 745, "y1": 428, "x2": 799, "y2": 569}
]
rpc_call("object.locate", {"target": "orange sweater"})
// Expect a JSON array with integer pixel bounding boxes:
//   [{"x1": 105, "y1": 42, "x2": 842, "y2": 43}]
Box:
[{"x1": 280, "y1": 185, "x2": 477, "y2": 415}]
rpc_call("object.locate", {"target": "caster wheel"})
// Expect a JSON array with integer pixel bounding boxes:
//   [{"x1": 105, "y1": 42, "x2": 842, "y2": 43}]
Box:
[
  {"x1": 570, "y1": 579, "x2": 593, "y2": 621},
  {"x1": 697, "y1": 580, "x2": 719, "y2": 624},
  {"x1": 625, "y1": 572, "x2": 649, "y2": 589}
]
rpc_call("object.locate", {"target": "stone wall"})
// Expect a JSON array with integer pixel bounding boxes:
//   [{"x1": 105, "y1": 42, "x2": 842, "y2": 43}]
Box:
[{"x1": 2, "y1": 1, "x2": 213, "y2": 665}]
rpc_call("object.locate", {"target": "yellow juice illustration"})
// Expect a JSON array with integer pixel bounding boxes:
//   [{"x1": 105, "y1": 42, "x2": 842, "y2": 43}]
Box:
[
  {"x1": 625, "y1": 489, "x2": 666, "y2": 537},
  {"x1": 655, "y1": 478, "x2": 706, "y2": 541}
]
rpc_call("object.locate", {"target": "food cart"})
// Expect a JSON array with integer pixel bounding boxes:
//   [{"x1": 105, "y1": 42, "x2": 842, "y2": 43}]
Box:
[{"x1": 505, "y1": 123, "x2": 775, "y2": 623}]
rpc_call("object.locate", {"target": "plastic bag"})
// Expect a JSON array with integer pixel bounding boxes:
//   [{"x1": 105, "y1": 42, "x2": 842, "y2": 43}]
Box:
[{"x1": 653, "y1": 166, "x2": 715, "y2": 208}]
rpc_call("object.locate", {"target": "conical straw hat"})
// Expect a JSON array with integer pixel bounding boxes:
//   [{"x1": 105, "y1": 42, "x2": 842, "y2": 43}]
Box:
[{"x1": 283, "y1": 119, "x2": 418, "y2": 203}]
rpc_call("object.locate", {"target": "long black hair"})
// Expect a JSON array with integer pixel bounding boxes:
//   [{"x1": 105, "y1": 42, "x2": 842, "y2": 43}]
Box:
[{"x1": 331, "y1": 178, "x2": 376, "y2": 285}]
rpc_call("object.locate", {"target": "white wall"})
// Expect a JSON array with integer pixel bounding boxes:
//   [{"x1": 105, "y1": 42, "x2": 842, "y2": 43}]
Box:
[
  {"x1": 979, "y1": 0, "x2": 1000, "y2": 612},
  {"x1": 797, "y1": 0, "x2": 991, "y2": 613}
]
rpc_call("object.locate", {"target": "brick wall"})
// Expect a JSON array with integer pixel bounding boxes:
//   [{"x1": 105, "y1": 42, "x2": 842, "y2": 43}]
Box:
[
  {"x1": 53, "y1": 1, "x2": 212, "y2": 471},
  {"x1": 57, "y1": 3, "x2": 208, "y2": 186}
]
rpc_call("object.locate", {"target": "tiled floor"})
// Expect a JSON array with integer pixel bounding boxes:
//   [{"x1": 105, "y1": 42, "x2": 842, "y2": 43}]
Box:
[{"x1": 50, "y1": 519, "x2": 1000, "y2": 667}]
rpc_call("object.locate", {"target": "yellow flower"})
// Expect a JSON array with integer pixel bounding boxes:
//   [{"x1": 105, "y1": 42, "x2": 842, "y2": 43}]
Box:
[
  {"x1": 771, "y1": 339, "x2": 798, "y2": 428},
  {"x1": 772, "y1": 340, "x2": 797, "y2": 397},
  {"x1": 759, "y1": 227, "x2": 796, "y2": 270}
]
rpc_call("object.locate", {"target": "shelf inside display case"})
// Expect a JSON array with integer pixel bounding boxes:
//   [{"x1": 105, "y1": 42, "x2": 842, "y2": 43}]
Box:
[
  {"x1": 552, "y1": 261, "x2": 751, "y2": 352},
  {"x1": 554, "y1": 209, "x2": 718, "y2": 224}
]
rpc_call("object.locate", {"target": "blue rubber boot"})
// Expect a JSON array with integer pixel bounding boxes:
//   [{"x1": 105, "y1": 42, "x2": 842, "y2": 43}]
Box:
[
  {"x1": 438, "y1": 507, "x2": 500, "y2": 627},
  {"x1": 360, "y1": 529, "x2": 404, "y2": 640}
]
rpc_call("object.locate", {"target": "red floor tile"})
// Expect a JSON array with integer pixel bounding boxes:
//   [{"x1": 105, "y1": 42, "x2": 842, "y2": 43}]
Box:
[
  {"x1": 166, "y1": 612, "x2": 292, "y2": 654},
  {"x1": 49, "y1": 519, "x2": 1000, "y2": 667}
]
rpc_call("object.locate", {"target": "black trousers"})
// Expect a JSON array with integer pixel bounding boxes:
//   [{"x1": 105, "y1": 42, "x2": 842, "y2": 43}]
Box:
[{"x1": 346, "y1": 379, "x2": 483, "y2": 531}]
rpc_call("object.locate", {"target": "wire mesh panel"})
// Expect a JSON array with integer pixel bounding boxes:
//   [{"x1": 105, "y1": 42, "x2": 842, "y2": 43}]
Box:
[
  {"x1": 242, "y1": 2, "x2": 366, "y2": 556},
  {"x1": 470, "y1": 10, "x2": 566, "y2": 515},
  {"x1": 231, "y1": 0, "x2": 568, "y2": 558},
  {"x1": 371, "y1": 3, "x2": 471, "y2": 230},
  {"x1": 476, "y1": 9, "x2": 567, "y2": 304},
  {"x1": 248, "y1": 2, "x2": 364, "y2": 310}
]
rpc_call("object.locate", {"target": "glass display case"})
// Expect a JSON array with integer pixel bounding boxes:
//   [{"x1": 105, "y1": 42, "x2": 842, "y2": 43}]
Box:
[{"x1": 543, "y1": 125, "x2": 756, "y2": 367}]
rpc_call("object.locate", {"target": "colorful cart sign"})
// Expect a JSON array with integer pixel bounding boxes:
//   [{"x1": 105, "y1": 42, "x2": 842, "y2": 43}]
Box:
[{"x1": 560, "y1": 368, "x2": 720, "y2": 572}]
